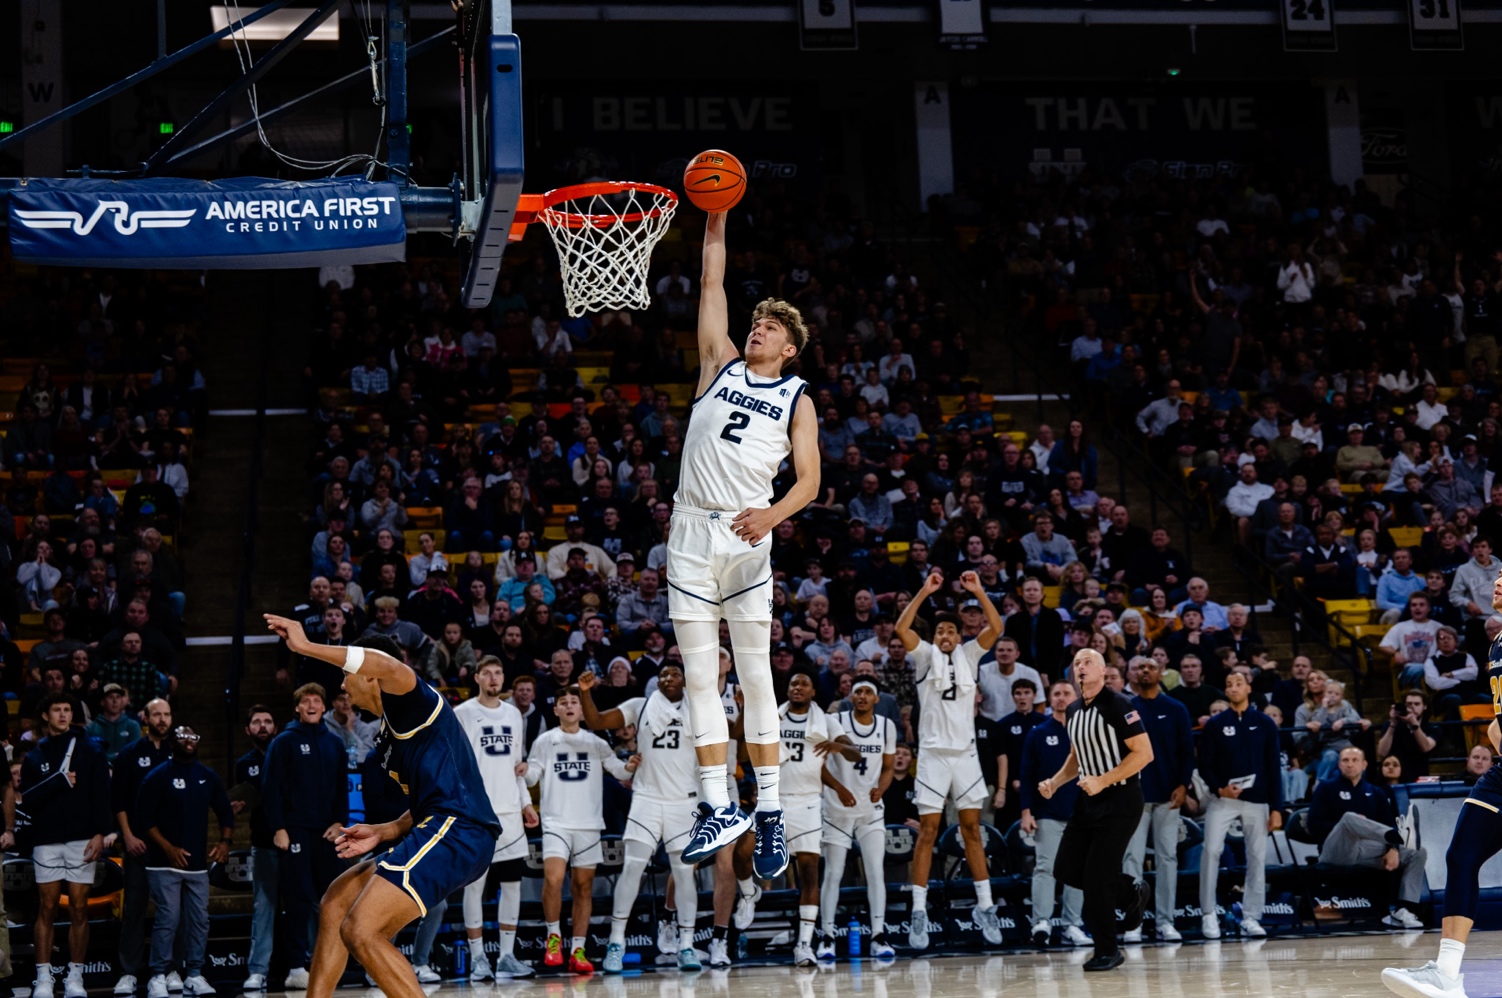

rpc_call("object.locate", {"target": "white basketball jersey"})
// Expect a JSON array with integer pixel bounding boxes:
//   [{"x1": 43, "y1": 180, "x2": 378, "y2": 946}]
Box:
[
  {"x1": 676, "y1": 360, "x2": 807, "y2": 512},
  {"x1": 825, "y1": 710, "x2": 896, "y2": 805},
  {"x1": 913, "y1": 639, "x2": 982, "y2": 752},
  {"x1": 526, "y1": 726, "x2": 619, "y2": 831},
  {"x1": 778, "y1": 703, "x2": 835, "y2": 798},
  {"x1": 454, "y1": 698, "x2": 529, "y2": 816},
  {"x1": 617, "y1": 693, "x2": 698, "y2": 802}
]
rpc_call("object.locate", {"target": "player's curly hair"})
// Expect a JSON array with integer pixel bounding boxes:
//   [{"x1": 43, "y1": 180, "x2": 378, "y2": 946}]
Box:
[{"x1": 752, "y1": 298, "x2": 809, "y2": 362}]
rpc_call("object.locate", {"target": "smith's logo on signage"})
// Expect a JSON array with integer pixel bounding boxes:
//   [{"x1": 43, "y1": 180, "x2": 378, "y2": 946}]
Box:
[
  {"x1": 15, "y1": 201, "x2": 195, "y2": 235},
  {"x1": 1314, "y1": 896, "x2": 1373, "y2": 909}
]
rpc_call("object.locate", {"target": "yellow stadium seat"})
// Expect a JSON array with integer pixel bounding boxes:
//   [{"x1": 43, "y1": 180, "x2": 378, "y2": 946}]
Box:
[
  {"x1": 543, "y1": 525, "x2": 567, "y2": 542},
  {"x1": 1389, "y1": 526, "x2": 1425, "y2": 548},
  {"x1": 1043, "y1": 585, "x2": 1061, "y2": 609},
  {"x1": 887, "y1": 541, "x2": 910, "y2": 566},
  {"x1": 1462, "y1": 704, "x2": 1494, "y2": 751}
]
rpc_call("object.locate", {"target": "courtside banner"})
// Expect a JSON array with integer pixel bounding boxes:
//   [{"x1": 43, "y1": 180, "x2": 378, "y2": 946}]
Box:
[{"x1": 7, "y1": 177, "x2": 406, "y2": 268}]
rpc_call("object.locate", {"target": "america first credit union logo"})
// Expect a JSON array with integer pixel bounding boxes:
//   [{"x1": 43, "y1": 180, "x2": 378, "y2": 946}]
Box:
[{"x1": 14, "y1": 193, "x2": 398, "y2": 237}]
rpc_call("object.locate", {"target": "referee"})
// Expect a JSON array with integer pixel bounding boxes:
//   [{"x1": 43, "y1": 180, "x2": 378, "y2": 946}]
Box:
[{"x1": 1038, "y1": 649, "x2": 1154, "y2": 972}]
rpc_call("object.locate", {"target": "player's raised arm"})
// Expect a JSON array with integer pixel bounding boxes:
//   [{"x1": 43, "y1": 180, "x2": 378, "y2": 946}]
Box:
[
  {"x1": 575, "y1": 671, "x2": 627, "y2": 730},
  {"x1": 264, "y1": 614, "x2": 416, "y2": 696},
  {"x1": 894, "y1": 570, "x2": 943, "y2": 652},
  {"x1": 695, "y1": 212, "x2": 737, "y2": 397}
]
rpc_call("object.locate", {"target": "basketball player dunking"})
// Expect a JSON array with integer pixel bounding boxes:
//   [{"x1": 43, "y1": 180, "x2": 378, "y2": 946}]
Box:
[{"x1": 675, "y1": 210, "x2": 821, "y2": 879}]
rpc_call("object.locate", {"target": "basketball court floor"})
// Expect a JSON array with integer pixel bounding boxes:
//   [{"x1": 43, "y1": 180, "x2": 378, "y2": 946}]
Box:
[{"x1": 290, "y1": 932, "x2": 1502, "y2": 998}]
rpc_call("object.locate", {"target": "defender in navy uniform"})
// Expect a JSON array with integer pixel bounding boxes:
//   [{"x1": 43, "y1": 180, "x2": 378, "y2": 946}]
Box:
[
  {"x1": 1383, "y1": 565, "x2": 1502, "y2": 998},
  {"x1": 263, "y1": 614, "x2": 501, "y2": 998}
]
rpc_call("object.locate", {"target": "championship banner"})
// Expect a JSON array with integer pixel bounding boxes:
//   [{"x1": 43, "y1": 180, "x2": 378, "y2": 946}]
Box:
[
  {"x1": 8, "y1": 177, "x2": 407, "y2": 269},
  {"x1": 799, "y1": 0, "x2": 858, "y2": 50},
  {"x1": 938, "y1": 0, "x2": 987, "y2": 49},
  {"x1": 1408, "y1": 0, "x2": 1463, "y2": 50},
  {"x1": 1280, "y1": 0, "x2": 1336, "y2": 51}
]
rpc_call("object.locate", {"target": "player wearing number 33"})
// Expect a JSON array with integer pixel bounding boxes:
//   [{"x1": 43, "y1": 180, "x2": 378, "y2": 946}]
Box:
[
  {"x1": 672, "y1": 209, "x2": 821, "y2": 882},
  {"x1": 260, "y1": 614, "x2": 501, "y2": 998}
]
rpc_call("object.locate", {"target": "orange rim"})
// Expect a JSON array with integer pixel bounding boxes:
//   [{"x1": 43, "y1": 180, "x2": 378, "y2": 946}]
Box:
[{"x1": 533, "y1": 181, "x2": 678, "y2": 229}]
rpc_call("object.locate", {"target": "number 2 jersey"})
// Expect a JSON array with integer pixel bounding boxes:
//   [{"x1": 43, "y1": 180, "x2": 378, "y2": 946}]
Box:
[
  {"x1": 378, "y1": 679, "x2": 501, "y2": 836},
  {"x1": 912, "y1": 638, "x2": 983, "y2": 752},
  {"x1": 676, "y1": 359, "x2": 807, "y2": 512},
  {"x1": 616, "y1": 692, "x2": 698, "y2": 802},
  {"x1": 779, "y1": 702, "x2": 839, "y2": 798},
  {"x1": 452, "y1": 697, "x2": 531, "y2": 818}
]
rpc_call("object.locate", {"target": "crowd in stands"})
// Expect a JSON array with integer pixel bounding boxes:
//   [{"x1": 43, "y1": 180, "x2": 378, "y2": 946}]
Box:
[{"x1": 0, "y1": 272, "x2": 196, "y2": 740}]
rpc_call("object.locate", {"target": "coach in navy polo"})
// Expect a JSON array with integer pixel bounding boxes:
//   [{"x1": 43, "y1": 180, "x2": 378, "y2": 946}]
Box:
[{"x1": 1122, "y1": 655, "x2": 1194, "y2": 942}]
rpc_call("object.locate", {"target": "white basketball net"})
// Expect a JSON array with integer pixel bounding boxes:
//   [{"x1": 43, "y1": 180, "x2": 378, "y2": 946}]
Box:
[{"x1": 537, "y1": 185, "x2": 678, "y2": 318}]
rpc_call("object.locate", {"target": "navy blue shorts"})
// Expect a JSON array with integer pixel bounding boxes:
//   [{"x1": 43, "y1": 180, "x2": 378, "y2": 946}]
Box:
[
  {"x1": 1467, "y1": 766, "x2": 1502, "y2": 814},
  {"x1": 376, "y1": 814, "x2": 495, "y2": 917}
]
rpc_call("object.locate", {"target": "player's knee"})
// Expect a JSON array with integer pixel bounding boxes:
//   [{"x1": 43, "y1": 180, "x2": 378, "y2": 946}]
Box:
[{"x1": 338, "y1": 914, "x2": 368, "y2": 956}]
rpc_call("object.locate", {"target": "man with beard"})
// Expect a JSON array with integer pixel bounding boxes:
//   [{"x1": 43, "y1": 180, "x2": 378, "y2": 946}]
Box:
[
  {"x1": 234, "y1": 706, "x2": 279, "y2": 992},
  {"x1": 135, "y1": 725, "x2": 234, "y2": 998},
  {"x1": 113, "y1": 699, "x2": 174, "y2": 997}
]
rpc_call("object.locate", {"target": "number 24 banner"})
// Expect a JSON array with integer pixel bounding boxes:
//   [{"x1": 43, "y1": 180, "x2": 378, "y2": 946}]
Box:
[{"x1": 1281, "y1": 0, "x2": 1336, "y2": 51}]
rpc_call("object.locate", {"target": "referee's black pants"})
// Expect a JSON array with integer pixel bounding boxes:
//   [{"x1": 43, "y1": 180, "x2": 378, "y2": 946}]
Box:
[{"x1": 1056, "y1": 783, "x2": 1143, "y2": 958}]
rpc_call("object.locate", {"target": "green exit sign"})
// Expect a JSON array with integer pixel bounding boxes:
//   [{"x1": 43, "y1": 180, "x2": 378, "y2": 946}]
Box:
[
  {"x1": 159, "y1": 122, "x2": 174, "y2": 135},
  {"x1": 0, "y1": 122, "x2": 13, "y2": 134}
]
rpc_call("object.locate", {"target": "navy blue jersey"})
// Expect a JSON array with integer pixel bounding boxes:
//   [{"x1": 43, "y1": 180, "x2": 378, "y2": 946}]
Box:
[
  {"x1": 1472, "y1": 634, "x2": 1502, "y2": 808},
  {"x1": 377, "y1": 678, "x2": 501, "y2": 836}
]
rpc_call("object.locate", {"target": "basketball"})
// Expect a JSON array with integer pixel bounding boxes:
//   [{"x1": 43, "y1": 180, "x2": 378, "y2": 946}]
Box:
[{"x1": 683, "y1": 149, "x2": 746, "y2": 213}]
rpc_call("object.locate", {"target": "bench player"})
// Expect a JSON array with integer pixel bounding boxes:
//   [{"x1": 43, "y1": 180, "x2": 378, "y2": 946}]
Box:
[
  {"x1": 818, "y1": 677, "x2": 898, "y2": 960},
  {"x1": 674, "y1": 210, "x2": 822, "y2": 881},
  {"x1": 778, "y1": 673, "x2": 858, "y2": 966},
  {"x1": 894, "y1": 571, "x2": 1006, "y2": 950},
  {"x1": 526, "y1": 689, "x2": 638, "y2": 974},
  {"x1": 572, "y1": 667, "x2": 704, "y2": 973},
  {"x1": 453, "y1": 657, "x2": 538, "y2": 980},
  {"x1": 1382, "y1": 571, "x2": 1502, "y2": 998},
  {"x1": 260, "y1": 617, "x2": 500, "y2": 998}
]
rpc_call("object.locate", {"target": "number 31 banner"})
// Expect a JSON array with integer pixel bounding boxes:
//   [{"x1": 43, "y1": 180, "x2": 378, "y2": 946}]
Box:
[
  {"x1": 1281, "y1": 0, "x2": 1336, "y2": 51},
  {"x1": 1410, "y1": 0, "x2": 1463, "y2": 50}
]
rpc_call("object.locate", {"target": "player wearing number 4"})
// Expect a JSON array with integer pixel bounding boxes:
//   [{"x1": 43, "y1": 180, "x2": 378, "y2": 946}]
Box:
[
  {"x1": 896, "y1": 570, "x2": 1008, "y2": 950},
  {"x1": 260, "y1": 617, "x2": 501, "y2": 998},
  {"x1": 572, "y1": 666, "x2": 705, "y2": 973},
  {"x1": 1382, "y1": 567, "x2": 1502, "y2": 998},
  {"x1": 673, "y1": 209, "x2": 821, "y2": 882},
  {"x1": 818, "y1": 678, "x2": 898, "y2": 960}
]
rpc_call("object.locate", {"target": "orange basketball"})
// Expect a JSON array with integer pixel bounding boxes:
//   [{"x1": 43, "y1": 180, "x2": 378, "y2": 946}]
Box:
[{"x1": 683, "y1": 149, "x2": 746, "y2": 213}]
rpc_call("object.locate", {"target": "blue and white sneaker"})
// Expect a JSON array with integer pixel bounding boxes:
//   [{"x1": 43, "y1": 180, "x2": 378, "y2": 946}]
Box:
[
  {"x1": 752, "y1": 809, "x2": 789, "y2": 879},
  {"x1": 682, "y1": 802, "x2": 754, "y2": 863},
  {"x1": 602, "y1": 942, "x2": 625, "y2": 974}
]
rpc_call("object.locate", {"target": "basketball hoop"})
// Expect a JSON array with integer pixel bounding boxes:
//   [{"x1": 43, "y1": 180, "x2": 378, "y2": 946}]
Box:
[{"x1": 521, "y1": 180, "x2": 678, "y2": 318}]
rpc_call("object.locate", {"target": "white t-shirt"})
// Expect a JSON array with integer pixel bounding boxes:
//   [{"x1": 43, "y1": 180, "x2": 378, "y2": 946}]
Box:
[
  {"x1": 825, "y1": 709, "x2": 896, "y2": 805},
  {"x1": 617, "y1": 693, "x2": 698, "y2": 801},
  {"x1": 526, "y1": 726, "x2": 630, "y2": 830},
  {"x1": 454, "y1": 698, "x2": 530, "y2": 816},
  {"x1": 1380, "y1": 619, "x2": 1443, "y2": 665},
  {"x1": 913, "y1": 639, "x2": 982, "y2": 751},
  {"x1": 778, "y1": 703, "x2": 838, "y2": 798},
  {"x1": 977, "y1": 661, "x2": 1044, "y2": 722}
]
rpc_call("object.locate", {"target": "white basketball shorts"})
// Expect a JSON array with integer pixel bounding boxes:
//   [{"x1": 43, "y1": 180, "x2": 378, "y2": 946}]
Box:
[
  {"x1": 914, "y1": 747, "x2": 987, "y2": 815},
  {"x1": 623, "y1": 795, "x2": 700, "y2": 854},
  {"x1": 492, "y1": 810, "x2": 530, "y2": 863},
  {"x1": 666, "y1": 505, "x2": 774, "y2": 622},
  {"x1": 541, "y1": 827, "x2": 603, "y2": 867},
  {"x1": 782, "y1": 794, "x2": 824, "y2": 855}
]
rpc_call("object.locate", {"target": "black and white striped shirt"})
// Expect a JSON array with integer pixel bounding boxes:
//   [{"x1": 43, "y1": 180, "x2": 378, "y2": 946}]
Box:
[{"x1": 1065, "y1": 690, "x2": 1147, "y2": 787}]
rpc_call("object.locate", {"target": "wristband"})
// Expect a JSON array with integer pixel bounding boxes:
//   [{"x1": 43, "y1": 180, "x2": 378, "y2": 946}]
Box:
[{"x1": 343, "y1": 647, "x2": 366, "y2": 674}]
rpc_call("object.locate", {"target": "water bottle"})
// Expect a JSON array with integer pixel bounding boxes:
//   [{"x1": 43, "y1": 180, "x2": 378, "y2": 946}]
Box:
[
  {"x1": 1229, "y1": 902, "x2": 1243, "y2": 935},
  {"x1": 453, "y1": 941, "x2": 468, "y2": 978},
  {"x1": 737, "y1": 933, "x2": 748, "y2": 960},
  {"x1": 347, "y1": 744, "x2": 360, "y2": 771},
  {"x1": 847, "y1": 919, "x2": 862, "y2": 958}
]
